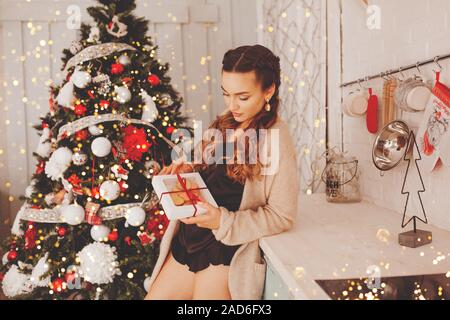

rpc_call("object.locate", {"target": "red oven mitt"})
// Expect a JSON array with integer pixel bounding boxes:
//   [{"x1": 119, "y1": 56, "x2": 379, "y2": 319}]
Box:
[{"x1": 366, "y1": 88, "x2": 378, "y2": 134}]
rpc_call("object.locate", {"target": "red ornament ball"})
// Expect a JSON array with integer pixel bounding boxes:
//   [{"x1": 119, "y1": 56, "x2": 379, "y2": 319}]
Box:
[
  {"x1": 57, "y1": 226, "x2": 67, "y2": 237},
  {"x1": 124, "y1": 236, "x2": 132, "y2": 246},
  {"x1": 75, "y1": 129, "x2": 89, "y2": 141},
  {"x1": 7, "y1": 250, "x2": 17, "y2": 261},
  {"x1": 147, "y1": 74, "x2": 160, "y2": 86},
  {"x1": 108, "y1": 230, "x2": 119, "y2": 242},
  {"x1": 74, "y1": 104, "x2": 87, "y2": 116},
  {"x1": 51, "y1": 278, "x2": 66, "y2": 292},
  {"x1": 111, "y1": 63, "x2": 124, "y2": 75},
  {"x1": 99, "y1": 100, "x2": 110, "y2": 109},
  {"x1": 166, "y1": 126, "x2": 175, "y2": 135}
]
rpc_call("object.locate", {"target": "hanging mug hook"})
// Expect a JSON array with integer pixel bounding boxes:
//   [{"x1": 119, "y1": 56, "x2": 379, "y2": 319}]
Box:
[
  {"x1": 386, "y1": 69, "x2": 395, "y2": 80},
  {"x1": 364, "y1": 76, "x2": 370, "y2": 88},
  {"x1": 415, "y1": 62, "x2": 422, "y2": 75},
  {"x1": 357, "y1": 79, "x2": 363, "y2": 90},
  {"x1": 398, "y1": 67, "x2": 406, "y2": 80},
  {"x1": 434, "y1": 56, "x2": 443, "y2": 73}
]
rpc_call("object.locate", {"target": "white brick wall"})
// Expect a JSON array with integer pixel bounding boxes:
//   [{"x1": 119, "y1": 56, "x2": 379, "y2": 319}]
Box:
[{"x1": 337, "y1": 0, "x2": 450, "y2": 232}]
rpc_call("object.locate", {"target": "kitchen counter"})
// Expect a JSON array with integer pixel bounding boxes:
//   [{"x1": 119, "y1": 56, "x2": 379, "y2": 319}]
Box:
[{"x1": 260, "y1": 193, "x2": 450, "y2": 300}]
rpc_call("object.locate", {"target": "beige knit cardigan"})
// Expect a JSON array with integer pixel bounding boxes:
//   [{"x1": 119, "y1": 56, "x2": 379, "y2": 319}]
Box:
[{"x1": 146, "y1": 116, "x2": 299, "y2": 299}]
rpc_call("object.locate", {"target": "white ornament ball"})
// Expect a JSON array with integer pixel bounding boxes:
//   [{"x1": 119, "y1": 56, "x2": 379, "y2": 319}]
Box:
[
  {"x1": 118, "y1": 54, "x2": 131, "y2": 66},
  {"x1": 88, "y1": 125, "x2": 103, "y2": 136},
  {"x1": 76, "y1": 242, "x2": 121, "y2": 284},
  {"x1": 114, "y1": 85, "x2": 131, "y2": 103},
  {"x1": 61, "y1": 203, "x2": 85, "y2": 225},
  {"x1": 90, "y1": 225, "x2": 111, "y2": 242},
  {"x1": 144, "y1": 277, "x2": 152, "y2": 292},
  {"x1": 72, "y1": 69, "x2": 92, "y2": 88},
  {"x1": 126, "y1": 206, "x2": 146, "y2": 227},
  {"x1": 91, "y1": 137, "x2": 111, "y2": 157},
  {"x1": 99, "y1": 180, "x2": 121, "y2": 201},
  {"x1": 72, "y1": 152, "x2": 88, "y2": 166},
  {"x1": 56, "y1": 80, "x2": 75, "y2": 108},
  {"x1": 52, "y1": 147, "x2": 73, "y2": 166}
]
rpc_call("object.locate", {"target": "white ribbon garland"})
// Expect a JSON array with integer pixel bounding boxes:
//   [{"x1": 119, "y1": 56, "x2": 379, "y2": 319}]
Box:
[{"x1": 63, "y1": 42, "x2": 136, "y2": 72}]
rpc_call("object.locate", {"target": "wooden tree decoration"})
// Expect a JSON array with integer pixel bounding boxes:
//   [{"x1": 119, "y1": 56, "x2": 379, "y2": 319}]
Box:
[{"x1": 398, "y1": 132, "x2": 432, "y2": 248}]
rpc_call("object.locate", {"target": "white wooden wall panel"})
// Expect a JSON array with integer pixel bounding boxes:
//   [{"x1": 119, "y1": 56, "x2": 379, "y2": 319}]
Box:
[
  {"x1": 2, "y1": 21, "x2": 29, "y2": 221},
  {"x1": 0, "y1": 0, "x2": 258, "y2": 229},
  {"x1": 206, "y1": 0, "x2": 233, "y2": 118},
  {"x1": 0, "y1": 23, "x2": 12, "y2": 236}
]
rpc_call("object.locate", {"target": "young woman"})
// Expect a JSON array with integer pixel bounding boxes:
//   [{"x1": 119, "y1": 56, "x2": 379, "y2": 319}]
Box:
[{"x1": 145, "y1": 44, "x2": 299, "y2": 300}]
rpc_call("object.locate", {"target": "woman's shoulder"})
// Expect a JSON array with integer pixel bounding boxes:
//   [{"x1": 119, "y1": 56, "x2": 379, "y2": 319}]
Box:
[
  {"x1": 268, "y1": 115, "x2": 295, "y2": 147},
  {"x1": 269, "y1": 115, "x2": 290, "y2": 133}
]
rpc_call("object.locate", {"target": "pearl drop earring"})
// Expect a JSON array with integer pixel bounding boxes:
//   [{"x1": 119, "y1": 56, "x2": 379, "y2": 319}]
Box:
[{"x1": 265, "y1": 99, "x2": 271, "y2": 112}]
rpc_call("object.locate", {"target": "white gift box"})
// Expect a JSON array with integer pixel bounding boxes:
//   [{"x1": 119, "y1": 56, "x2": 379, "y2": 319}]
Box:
[{"x1": 151, "y1": 172, "x2": 218, "y2": 220}]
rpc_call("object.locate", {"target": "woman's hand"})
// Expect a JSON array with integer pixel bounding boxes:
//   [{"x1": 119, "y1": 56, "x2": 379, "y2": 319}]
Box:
[
  {"x1": 180, "y1": 201, "x2": 221, "y2": 230},
  {"x1": 158, "y1": 160, "x2": 194, "y2": 175}
]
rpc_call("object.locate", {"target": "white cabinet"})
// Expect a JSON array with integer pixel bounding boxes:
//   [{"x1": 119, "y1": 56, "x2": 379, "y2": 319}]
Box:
[
  {"x1": 263, "y1": 255, "x2": 293, "y2": 300},
  {"x1": 259, "y1": 193, "x2": 450, "y2": 300}
]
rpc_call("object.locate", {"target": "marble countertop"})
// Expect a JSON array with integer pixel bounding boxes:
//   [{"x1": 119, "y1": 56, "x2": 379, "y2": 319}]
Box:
[{"x1": 259, "y1": 193, "x2": 450, "y2": 300}]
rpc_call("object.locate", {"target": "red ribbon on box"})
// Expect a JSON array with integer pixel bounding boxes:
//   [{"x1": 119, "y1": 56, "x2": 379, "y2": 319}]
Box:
[{"x1": 160, "y1": 173, "x2": 207, "y2": 217}]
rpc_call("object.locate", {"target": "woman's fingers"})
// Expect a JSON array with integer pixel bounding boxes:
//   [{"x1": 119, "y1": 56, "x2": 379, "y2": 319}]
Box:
[
  {"x1": 181, "y1": 215, "x2": 208, "y2": 225},
  {"x1": 159, "y1": 164, "x2": 173, "y2": 175},
  {"x1": 198, "y1": 201, "x2": 214, "y2": 211},
  {"x1": 170, "y1": 162, "x2": 183, "y2": 174},
  {"x1": 158, "y1": 161, "x2": 193, "y2": 175}
]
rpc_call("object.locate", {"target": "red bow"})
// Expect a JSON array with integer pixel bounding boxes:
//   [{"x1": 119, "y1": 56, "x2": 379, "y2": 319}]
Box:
[{"x1": 160, "y1": 174, "x2": 206, "y2": 217}]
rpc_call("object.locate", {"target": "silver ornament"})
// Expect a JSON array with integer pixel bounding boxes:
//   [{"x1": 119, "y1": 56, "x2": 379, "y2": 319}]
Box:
[{"x1": 118, "y1": 54, "x2": 131, "y2": 66}]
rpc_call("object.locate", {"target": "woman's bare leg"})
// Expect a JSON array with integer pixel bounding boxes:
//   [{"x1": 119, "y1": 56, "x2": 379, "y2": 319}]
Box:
[
  {"x1": 192, "y1": 264, "x2": 231, "y2": 300},
  {"x1": 145, "y1": 251, "x2": 195, "y2": 300}
]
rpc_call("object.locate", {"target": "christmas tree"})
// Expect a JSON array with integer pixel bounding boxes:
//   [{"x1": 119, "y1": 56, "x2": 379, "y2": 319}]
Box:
[
  {"x1": 401, "y1": 132, "x2": 428, "y2": 230},
  {"x1": 1, "y1": 0, "x2": 191, "y2": 299}
]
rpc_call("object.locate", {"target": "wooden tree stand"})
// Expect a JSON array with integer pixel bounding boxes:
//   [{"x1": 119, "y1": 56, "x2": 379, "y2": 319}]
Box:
[{"x1": 398, "y1": 229, "x2": 432, "y2": 248}]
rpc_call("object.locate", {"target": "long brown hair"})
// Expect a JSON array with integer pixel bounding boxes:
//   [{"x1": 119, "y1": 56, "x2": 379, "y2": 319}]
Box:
[{"x1": 194, "y1": 45, "x2": 281, "y2": 184}]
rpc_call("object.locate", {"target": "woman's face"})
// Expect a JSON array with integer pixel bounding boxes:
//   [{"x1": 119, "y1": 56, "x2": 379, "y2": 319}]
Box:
[{"x1": 221, "y1": 70, "x2": 274, "y2": 127}]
